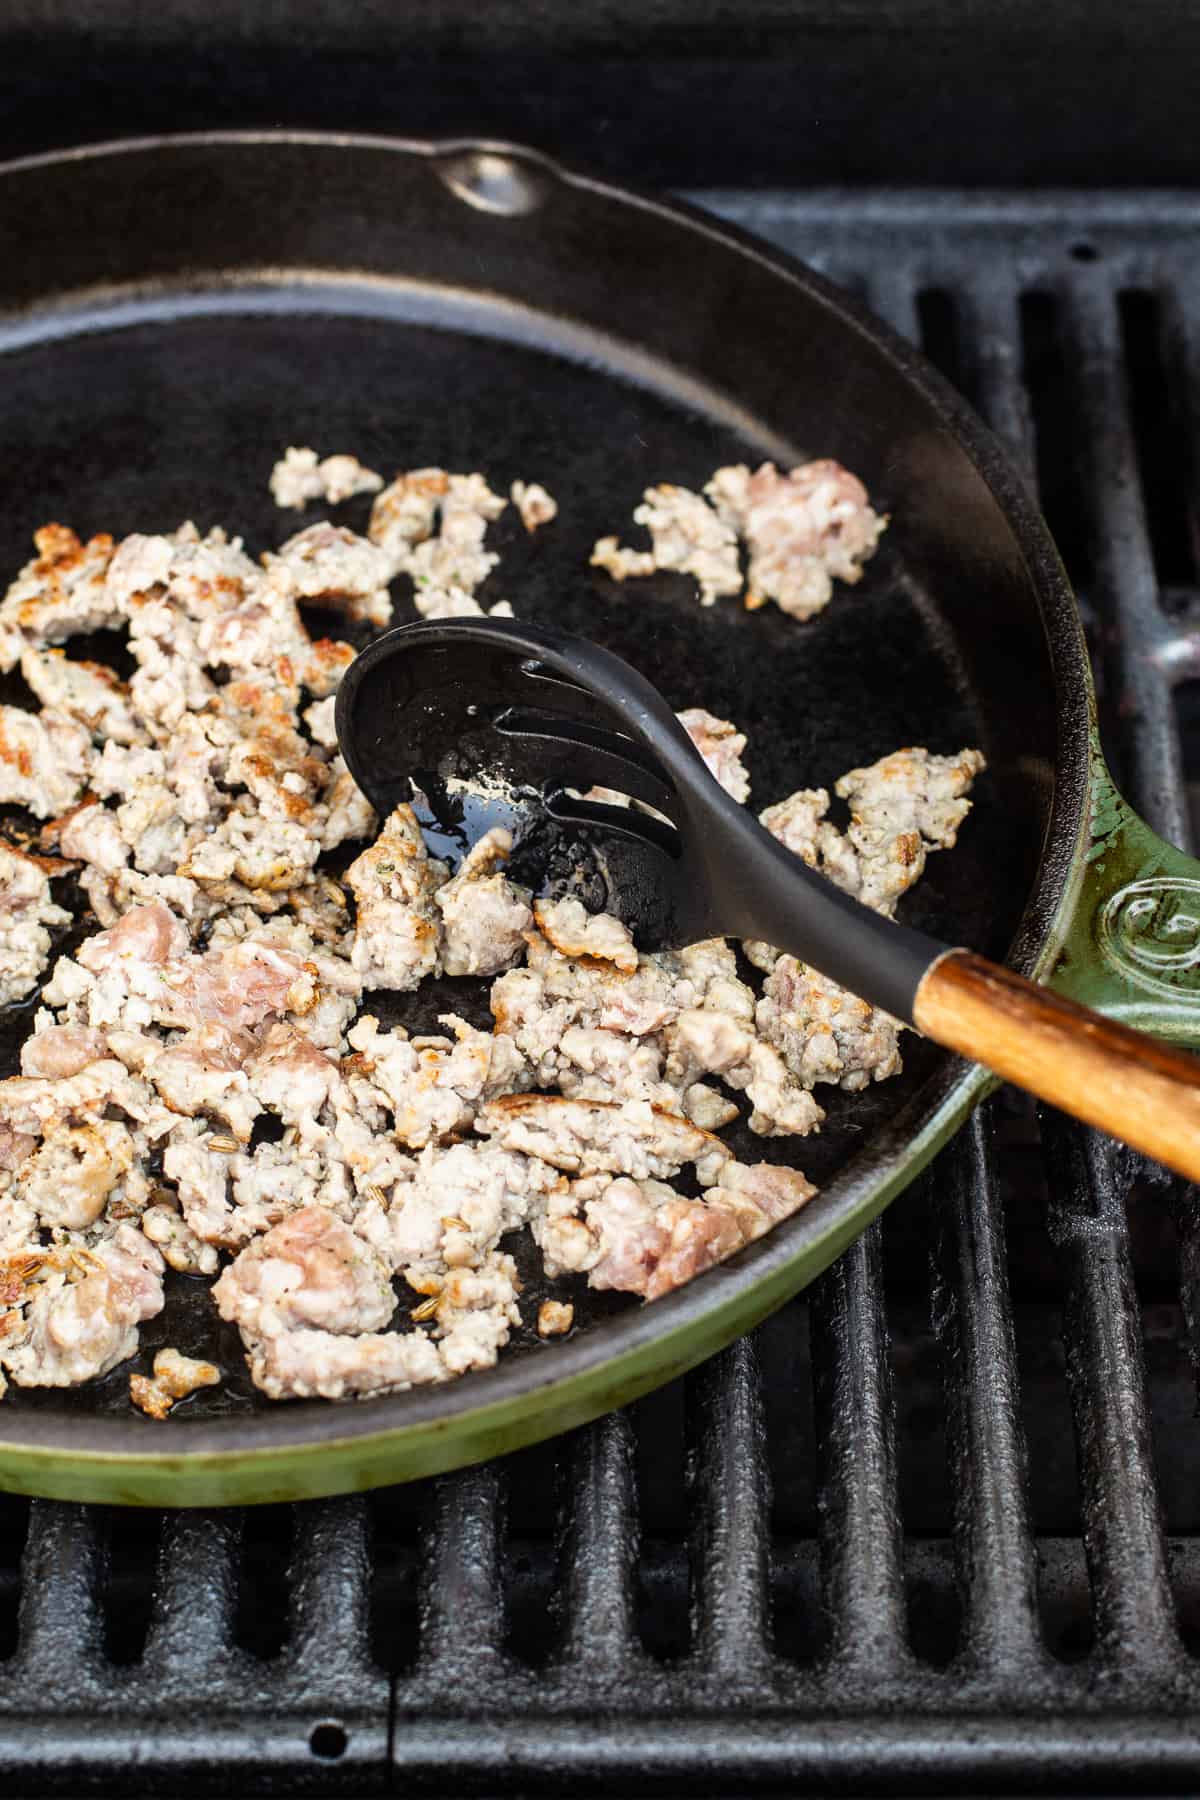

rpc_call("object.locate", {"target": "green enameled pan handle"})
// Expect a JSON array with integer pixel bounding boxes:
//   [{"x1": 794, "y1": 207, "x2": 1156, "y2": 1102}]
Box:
[{"x1": 1049, "y1": 740, "x2": 1200, "y2": 1045}]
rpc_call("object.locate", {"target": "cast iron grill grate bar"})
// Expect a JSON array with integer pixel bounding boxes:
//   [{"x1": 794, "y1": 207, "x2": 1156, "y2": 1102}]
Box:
[
  {"x1": 911, "y1": 273, "x2": 1051, "y2": 1692},
  {"x1": 9, "y1": 1503, "x2": 105, "y2": 1697},
  {"x1": 142, "y1": 1511, "x2": 240, "y2": 1675},
  {"x1": 954, "y1": 282, "x2": 1037, "y2": 474},
  {"x1": 6, "y1": 192, "x2": 1200, "y2": 1794},
  {"x1": 285, "y1": 1500, "x2": 379, "y2": 1693},
  {"x1": 685, "y1": 1337, "x2": 773, "y2": 1681},
  {"x1": 864, "y1": 269, "x2": 920, "y2": 347},
  {"x1": 808, "y1": 1226, "x2": 908, "y2": 1676},
  {"x1": 1061, "y1": 279, "x2": 1190, "y2": 847},
  {"x1": 1039, "y1": 1116, "x2": 1184, "y2": 1678},
  {"x1": 557, "y1": 1411, "x2": 642, "y2": 1676},
  {"x1": 930, "y1": 1110, "x2": 1046, "y2": 1679},
  {"x1": 416, "y1": 1464, "x2": 509, "y2": 1684},
  {"x1": 1049, "y1": 271, "x2": 1199, "y2": 1689}
]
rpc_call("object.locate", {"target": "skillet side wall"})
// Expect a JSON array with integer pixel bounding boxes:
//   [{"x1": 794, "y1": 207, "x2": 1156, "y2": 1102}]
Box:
[{"x1": 0, "y1": 137, "x2": 1083, "y2": 1487}]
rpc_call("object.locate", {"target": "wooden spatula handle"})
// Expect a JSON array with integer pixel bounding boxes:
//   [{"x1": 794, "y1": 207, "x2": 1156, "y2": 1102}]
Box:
[{"x1": 913, "y1": 949, "x2": 1200, "y2": 1180}]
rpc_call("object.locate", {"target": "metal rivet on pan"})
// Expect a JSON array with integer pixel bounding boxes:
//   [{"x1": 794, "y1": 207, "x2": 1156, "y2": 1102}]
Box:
[{"x1": 435, "y1": 150, "x2": 550, "y2": 216}]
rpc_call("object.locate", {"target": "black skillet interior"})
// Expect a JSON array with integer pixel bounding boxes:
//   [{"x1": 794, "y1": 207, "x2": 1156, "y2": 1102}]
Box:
[{"x1": 0, "y1": 138, "x2": 1062, "y2": 1428}]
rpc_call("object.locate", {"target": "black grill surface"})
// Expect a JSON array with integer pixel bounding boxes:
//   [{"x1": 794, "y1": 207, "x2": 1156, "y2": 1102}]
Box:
[{"x1": 5, "y1": 189, "x2": 1200, "y2": 1796}]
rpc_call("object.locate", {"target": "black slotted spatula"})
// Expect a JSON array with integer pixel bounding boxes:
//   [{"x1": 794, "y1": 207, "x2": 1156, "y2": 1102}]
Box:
[{"x1": 336, "y1": 616, "x2": 1200, "y2": 1180}]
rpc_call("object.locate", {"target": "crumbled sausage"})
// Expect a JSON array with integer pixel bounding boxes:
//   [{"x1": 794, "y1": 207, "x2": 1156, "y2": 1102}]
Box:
[
  {"x1": 706, "y1": 460, "x2": 887, "y2": 619},
  {"x1": 0, "y1": 461, "x2": 983, "y2": 1406},
  {"x1": 269, "y1": 446, "x2": 383, "y2": 511},
  {"x1": 130, "y1": 1346, "x2": 221, "y2": 1418},
  {"x1": 537, "y1": 1298, "x2": 574, "y2": 1337},
  {"x1": 0, "y1": 845, "x2": 70, "y2": 1006}
]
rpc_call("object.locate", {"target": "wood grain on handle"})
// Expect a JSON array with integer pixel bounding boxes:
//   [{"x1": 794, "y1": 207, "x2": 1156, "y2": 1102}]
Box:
[{"x1": 913, "y1": 949, "x2": 1200, "y2": 1181}]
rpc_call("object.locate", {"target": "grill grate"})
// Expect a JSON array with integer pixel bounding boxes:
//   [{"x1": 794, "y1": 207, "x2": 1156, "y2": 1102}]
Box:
[{"x1": 5, "y1": 190, "x2": 1200, "y2": 1794}]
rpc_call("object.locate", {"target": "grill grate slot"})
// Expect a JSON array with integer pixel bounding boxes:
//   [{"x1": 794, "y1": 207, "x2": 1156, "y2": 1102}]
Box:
[
  {"x1": 1176, "y1": 679, "x2": 1200, "y2": 850},
  {"x1": 1035, "y1": 1537, "x2": 1096, "y2": 1663},
  {"x1": 1158, "y1": 283, "x2": 1200, "y2": 583},
  {"x1": 0, "y1": 1493, "x2": 28, "y2": 1662},
  {"x1": 809, "y1": 1226, "x2": 908, "y2": 1673},
  {"x1": 628, "y1": 1379, "x2": 693, "y2": 1662},
  {"x1": 500, "y1": 1438, "x2": 562, "y2": 1668},
  {"x1": 99, "y1": 1506, "x2": 160, "y2": 1666},
  {"x1": 365, "y1": 1488, "x2": 423, "y2": 1675},
  {"x1": 758, "y1": 1300, "x2": 818, "y2": 1539},
  {"x1": 1019, "y1": 292, "x2": 1095, "y2": 589},
  {"x1": 916, "y1": 288, "x2": 976, "y2": 406},
  {"x1": 1117, "y1": 288, "x2": 1197, "y2": 586},
  {"x1": 234, "y1": 1503, "x2": 293, "y2": 1662},
  {"x1": 1001, "y1": 1135, "x2": 1087, "y2": 1546}
]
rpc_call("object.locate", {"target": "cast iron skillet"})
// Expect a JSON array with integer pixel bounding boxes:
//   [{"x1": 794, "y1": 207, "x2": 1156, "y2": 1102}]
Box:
[{"x1": 0, "y1": 133, "x2": 1195, "y2": 1506}]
